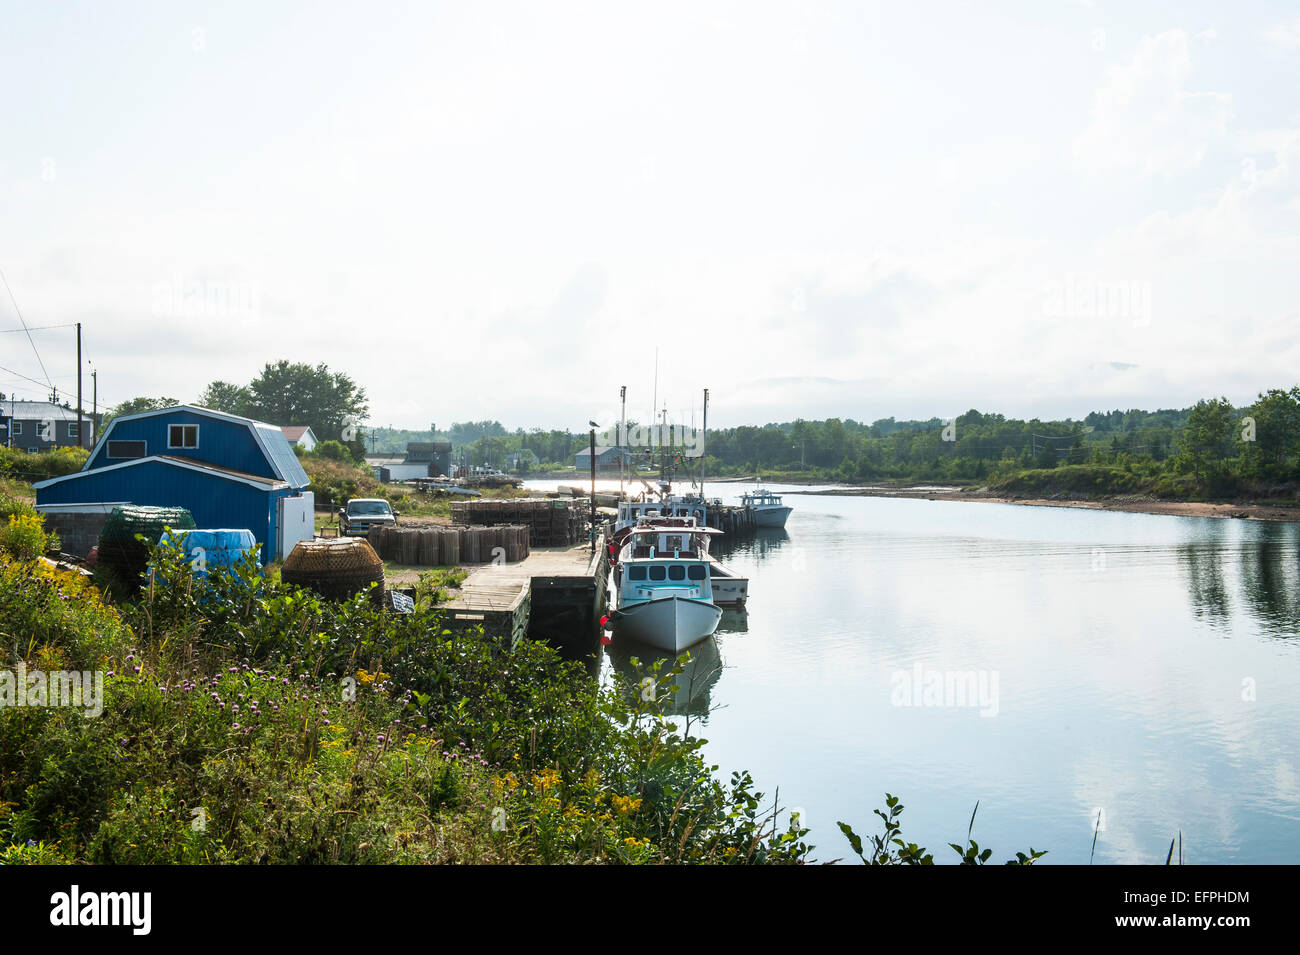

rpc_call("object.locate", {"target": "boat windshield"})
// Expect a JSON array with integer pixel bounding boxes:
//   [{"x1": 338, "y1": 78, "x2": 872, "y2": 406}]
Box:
[{"x1": 626, "y1": 563, "x2": 707, "y2": 582}]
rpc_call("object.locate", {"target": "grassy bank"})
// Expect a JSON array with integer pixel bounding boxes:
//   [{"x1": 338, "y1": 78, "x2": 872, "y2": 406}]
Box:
[
  {"x1": 0, "y1": 537, "x2": 816, "y2": 864},
  {"x1": 984, "y1": 463, "x2": 1300, "y2": 505}
]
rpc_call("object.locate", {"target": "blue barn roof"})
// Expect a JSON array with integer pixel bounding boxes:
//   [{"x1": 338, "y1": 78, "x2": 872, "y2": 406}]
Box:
[{"x1": 82, "y1": 405, "x2": 310, "y2": 489}]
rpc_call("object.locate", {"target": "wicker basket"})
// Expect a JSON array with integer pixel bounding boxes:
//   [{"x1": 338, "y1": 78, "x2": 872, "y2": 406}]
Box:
[{"x1": 281, "y1": 537, "x2": 385, "y2": 603}]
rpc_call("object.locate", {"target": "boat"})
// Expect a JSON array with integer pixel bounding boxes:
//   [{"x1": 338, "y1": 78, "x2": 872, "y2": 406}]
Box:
[
  {"x1": 611, "y1": 503, "x2": 748, "y2": 607},
  {"x1": 608, "y1": 522, "x2": 723, "y2": 653},
  {"x1": 740, "y1": 486, "x2": 793, "y2": 528}
]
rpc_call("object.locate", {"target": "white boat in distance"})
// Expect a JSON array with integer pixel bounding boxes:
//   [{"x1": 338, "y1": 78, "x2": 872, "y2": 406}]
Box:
[
  {"x1": 740, "y1": 487, "x2": 793, "y2": 528},
  {"x1": 609, "y1": 523, "x2": 724, "y2": 653}
]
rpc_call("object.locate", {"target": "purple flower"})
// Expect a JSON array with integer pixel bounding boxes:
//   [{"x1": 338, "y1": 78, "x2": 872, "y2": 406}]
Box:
[{"x1": 377, "y1": 734, "x2": 386, "y2": 743}]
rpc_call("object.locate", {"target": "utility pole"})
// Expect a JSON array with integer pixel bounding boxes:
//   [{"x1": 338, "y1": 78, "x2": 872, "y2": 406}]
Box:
[
  {"x1": 76, "y1": 322, "x2": 84, "y2": 449},
  {"x1": 91, "y1": 366, "x2": 97, "y2": 447}
]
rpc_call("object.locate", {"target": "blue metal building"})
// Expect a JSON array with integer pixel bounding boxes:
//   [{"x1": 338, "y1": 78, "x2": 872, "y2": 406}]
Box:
[{"x1": 33, "y1": 405, "x2": 315, "y2": 562}]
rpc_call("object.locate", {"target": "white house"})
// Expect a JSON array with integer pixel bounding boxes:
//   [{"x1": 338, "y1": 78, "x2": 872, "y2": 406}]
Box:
[{"x1": 280, "y1": 425, "x2": 318, "y2": 452}]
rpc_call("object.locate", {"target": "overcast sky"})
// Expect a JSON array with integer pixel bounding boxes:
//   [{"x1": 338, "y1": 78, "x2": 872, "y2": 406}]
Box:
[{"x1": 2, "y1": 1, "x2": 1298, "y2": 431}]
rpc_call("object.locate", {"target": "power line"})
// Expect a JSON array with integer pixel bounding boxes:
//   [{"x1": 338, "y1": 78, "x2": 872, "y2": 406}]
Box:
[
  {"x1": 0, "y1": 363, "x2": 54, "y2": 391},
  {"x1": 0, "y1": 322, "x2": 78, "y2": 333},
  {"x1": 0, "y1": 266, "x2": 53, "y2": 392}
]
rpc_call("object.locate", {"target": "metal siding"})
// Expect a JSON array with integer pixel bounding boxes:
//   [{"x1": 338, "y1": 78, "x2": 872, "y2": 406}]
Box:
[
  {"x1": 253, "y1": 422, "x2": 310, "y2": 489},
  {"x1": 35, "y1": 460, "x2": 277, "y2": 561}
]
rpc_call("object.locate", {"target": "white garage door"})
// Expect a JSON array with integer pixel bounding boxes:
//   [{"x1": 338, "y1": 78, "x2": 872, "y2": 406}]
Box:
[{"x1": 277, "y1": 491, "x2": 315, "y2": 559}]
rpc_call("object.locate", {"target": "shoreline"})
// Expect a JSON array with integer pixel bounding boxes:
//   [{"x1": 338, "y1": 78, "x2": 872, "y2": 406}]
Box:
[{"x1": 793, "y1": 485, "x2": 1300, "y2": 523}]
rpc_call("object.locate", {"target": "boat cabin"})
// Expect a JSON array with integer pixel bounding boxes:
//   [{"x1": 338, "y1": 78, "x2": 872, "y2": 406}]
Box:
[
  {"x1": 617, "y1": 498, "x2": 709, "y2": 529},
  {"x1": 741, "y1": 488, "x2": 784, "y2": 507}
]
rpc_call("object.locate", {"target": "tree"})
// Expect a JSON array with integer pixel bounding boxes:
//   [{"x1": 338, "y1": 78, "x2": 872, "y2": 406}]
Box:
[
  {"x1": 102, "y1": 396, "x2": 178, "y2": 430},
  {"x1": 197, "y1": 380, "x2": 253, "y2": 417},
  {"x1": 1180, "y1": 397, "x2": 1236, "y2": 483},
  {"x1": 244, "y1": 361, "x2": 368, "y2": 448},
  {"x1": 1244, "y1": 387, "x2": 1300, "y2": 477}
]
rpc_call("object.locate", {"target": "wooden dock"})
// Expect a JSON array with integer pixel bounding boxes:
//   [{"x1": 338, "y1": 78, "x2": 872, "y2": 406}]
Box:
[{"x1": 440, "y1": 544, "x2": 608, "y2": 653}]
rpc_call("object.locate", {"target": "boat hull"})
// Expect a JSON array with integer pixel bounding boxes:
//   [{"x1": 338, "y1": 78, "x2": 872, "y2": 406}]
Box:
[
  {"x1": 708, "y1": 560, "x2": 748, "y2": 607},
  {"x1": 752, "y1": 505, "x2": 792, "y2": 528},
  {"x1": 612, "y1": 596, "x2": 722, "y2": 653}
]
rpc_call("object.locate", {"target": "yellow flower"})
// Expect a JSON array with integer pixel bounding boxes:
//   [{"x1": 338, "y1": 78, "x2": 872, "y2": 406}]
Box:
[{"x1": 611, "y1": 794, "x2": 642, "y2": 816}]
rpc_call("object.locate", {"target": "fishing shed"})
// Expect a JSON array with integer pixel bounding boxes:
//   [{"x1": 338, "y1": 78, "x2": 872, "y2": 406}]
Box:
[{"x1": 33, "y1": 405, "x2": 315, "y2": 562}]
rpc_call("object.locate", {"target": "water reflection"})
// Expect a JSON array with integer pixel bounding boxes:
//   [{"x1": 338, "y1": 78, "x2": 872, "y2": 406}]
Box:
[
  {"x1": 1178, "y1": 542, "x2": 1232, "y2": 629},
  {"x1": 716, "y1": 607, "x2": 749, "y2": 635},
  {"x1": 712, "y1": 527, "x2": 790, "y2": 561},
  {"x1": 1177, "y1": 528, "x2": 1300, "y2": 638},
  {"x1": 1237, "y1": 538, "x2": 1300, "y2": 637},
  {"x1": 605, "y1": 634, "x2": 725, "y2": 718}
]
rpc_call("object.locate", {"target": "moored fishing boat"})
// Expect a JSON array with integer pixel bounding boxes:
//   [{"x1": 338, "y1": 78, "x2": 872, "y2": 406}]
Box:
[
  {"x1": 609, "y1": 511, "x2": 747, "y2": 607},
  {"x1": 740, "y1": 487, "x2": 793, "y2": 528},
  {"x1": 608, "y1": 523, "x2": 723, "y2": 653}
]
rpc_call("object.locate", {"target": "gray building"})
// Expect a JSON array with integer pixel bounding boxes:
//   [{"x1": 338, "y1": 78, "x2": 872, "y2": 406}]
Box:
[
  {"x1": 1, "y1": 400, "x2": 96, "y2": 452},
  {"x1": 366, "y1": 441, "x2": 453, "y2": 483},
  {"x1": 574, "y1": 446, "x2": 631, "y2": 471}
]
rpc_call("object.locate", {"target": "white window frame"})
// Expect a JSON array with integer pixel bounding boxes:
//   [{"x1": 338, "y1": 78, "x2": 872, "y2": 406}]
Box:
[
  {"x1": 11, "y1": 421, "x2": 21, "y2": 435},
  {"x1": 68, "y1": 422, "x2": 79, "y2": 439},
  {"x1": 168, "y1": 423, "x2": 199, "y2": 449}
]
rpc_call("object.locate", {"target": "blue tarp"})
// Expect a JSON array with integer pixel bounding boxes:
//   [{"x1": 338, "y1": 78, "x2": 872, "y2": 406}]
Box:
[{"x1": 159, "y1": 528, "x2": 259, "y2": 578}]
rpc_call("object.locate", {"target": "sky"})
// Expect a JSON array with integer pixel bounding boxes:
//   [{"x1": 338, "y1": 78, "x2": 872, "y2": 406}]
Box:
[{"x1": 2, "y1": 1, "x2": 1298, "y2": 432}]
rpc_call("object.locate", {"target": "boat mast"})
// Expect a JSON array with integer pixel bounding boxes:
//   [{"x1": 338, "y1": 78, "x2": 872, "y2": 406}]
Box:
[
  {"x1": 700, "y1": 387, "x2": 708, "y2": 501},
  {"x1": 619, "y1": 384, "x2": 626, "y2": 500}
]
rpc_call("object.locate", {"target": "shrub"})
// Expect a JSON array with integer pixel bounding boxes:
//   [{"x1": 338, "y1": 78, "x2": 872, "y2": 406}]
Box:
[{"x1": 0, "y1": 513, "x2": 58, "y2": 561}]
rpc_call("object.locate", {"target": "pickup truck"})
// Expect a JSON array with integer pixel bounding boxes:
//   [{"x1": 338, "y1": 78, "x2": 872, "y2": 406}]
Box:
[{"x1": 338, "y1": 498, "x2": 398, "y2": 537}]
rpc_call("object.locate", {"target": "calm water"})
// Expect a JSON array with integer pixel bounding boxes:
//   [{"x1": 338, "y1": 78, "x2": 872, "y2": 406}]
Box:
[{"x1": 528, "y1": 480, "x2": 1300, "y2": 864}]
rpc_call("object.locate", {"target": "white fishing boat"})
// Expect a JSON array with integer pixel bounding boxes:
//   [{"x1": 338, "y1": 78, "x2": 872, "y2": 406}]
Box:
[
  {"x1": 609, "y1": 523, "x2": 723, "y2": 653},
  {"x1": 611, "y1": 504, "x2": 747, "y2": 607},
  {"x1": 741, "y1": 487, "x2": 793, "y2": 528}
]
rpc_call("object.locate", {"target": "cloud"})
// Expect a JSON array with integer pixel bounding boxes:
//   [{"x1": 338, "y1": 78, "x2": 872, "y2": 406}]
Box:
[
  {"x1": 1264, "y1": 16, "x2": 1300, "y2": 52},
  {"x1": 1074, "y1": 30, "x2": 1231, "y2": 176}
]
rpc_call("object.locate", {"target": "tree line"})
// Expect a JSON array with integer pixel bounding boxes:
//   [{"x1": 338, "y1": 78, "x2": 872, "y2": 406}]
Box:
[{"x1": 101, "y1": 365, "x2": 1300, "y2": 494}]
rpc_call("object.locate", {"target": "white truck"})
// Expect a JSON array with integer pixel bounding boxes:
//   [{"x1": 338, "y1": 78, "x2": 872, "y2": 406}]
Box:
[{"x1": 338, "y1": 498, "x2": 398, "y2": 537}]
